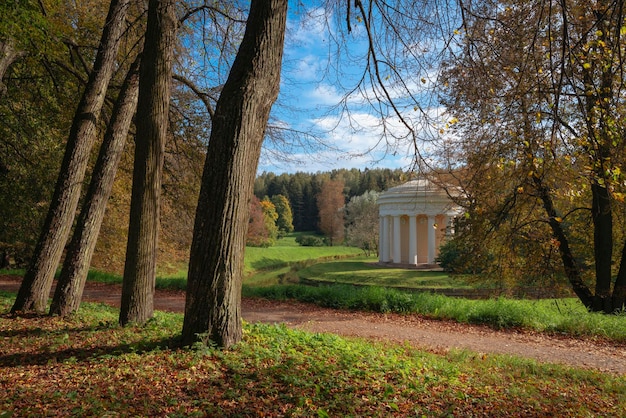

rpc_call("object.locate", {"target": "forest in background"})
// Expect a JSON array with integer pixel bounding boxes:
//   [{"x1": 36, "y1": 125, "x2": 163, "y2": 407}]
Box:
[{"x1": 253, "y1": 168, "x2": 406, "y2": 232}]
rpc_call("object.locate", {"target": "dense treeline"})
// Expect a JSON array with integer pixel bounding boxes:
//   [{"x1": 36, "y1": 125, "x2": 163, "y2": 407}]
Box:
[{"x1": 254, "y1": 168, "x2": 406, "y2": 232}]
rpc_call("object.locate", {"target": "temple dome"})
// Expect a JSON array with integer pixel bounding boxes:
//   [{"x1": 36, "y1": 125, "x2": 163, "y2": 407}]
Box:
[{"x1": 378, "y1": 179, "x2": 462, "y2": 217}]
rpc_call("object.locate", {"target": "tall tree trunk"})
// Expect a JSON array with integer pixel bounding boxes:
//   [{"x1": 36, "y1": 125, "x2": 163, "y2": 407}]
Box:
[
  {"x1": 119, "y1": 0, "x2": 176, "y2": 326},
  {"x1": 584, "y1": 2, "x2": 616, "y2": 313},
  {"x1": 181, "y1": 0, "x2": 288, "y2": 348},
  {"x1": 49, "y1": 56, "x2": 141, "y2": 317},
  {"x1": 11, "y1": 0, "x2": 130, "y2": 314},
  {"x1": 591, "y1": 183, "x2": 613, "y2": 312}
]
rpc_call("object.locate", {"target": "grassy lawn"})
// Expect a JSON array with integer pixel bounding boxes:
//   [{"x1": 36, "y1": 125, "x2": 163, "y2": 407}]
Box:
[
  {"x1": 297, "y1": 258, "x2": 473, "y2": 289},
  {"x1": 244, "y1": 234, "x2": 363, "y2": 273},
  {"x1": 1, "y1": 292, "x2": 624, "y2": 417}
]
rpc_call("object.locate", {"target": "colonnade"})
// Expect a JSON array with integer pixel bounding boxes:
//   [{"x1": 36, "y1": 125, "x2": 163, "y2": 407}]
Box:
[{"x1": 378, "y1": 214, "x2": 446, "y2": 266}]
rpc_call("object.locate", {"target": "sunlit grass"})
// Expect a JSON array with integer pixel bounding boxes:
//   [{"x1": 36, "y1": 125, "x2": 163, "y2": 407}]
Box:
[
  {"x1": 297, "y1": 258, "x2": 472, "y2": 289},
  {"x1": 244, "y1": 235, "x2": 362, "y2": 273},
  {"x1": 243, "y1": 284, "x2": 626, "y2": 343}
]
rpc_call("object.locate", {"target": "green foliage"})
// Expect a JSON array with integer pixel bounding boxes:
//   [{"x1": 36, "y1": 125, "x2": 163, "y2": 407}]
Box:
[
  {"x1": 1, "y1": 293, "x2": 624, "y2": 416},
  {"x1": 295, "y1": 234, "x2": 327, "y2": 247},
  {"x1": 344, "y1": 190, "x2": 379, "y2": 256},
  {"x1": 436, "y1": 239, "x2": 487, "y2": 274},
  {"x1": 0, "y1": 0, "x2": 55, "y2": 53},
  {"x1": 0, "y1": 0, "x2": 114, "y2": 268},
  {"x1": 270, "y1": 194, "x2": 294, "y2": 234}
]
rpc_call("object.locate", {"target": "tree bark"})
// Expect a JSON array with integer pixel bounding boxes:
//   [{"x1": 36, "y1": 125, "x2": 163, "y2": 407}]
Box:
[
  {"x1": 11, "y1": 0, "x2": 130, "y2": 314},
  {"x1": 181, "y1": 0, "x2": 288, "y2": 348},
  {"x1": 0, "y1": 39, "x2": 24, "y2": 97},
  {"x1": 49, "y1": 56, "x2": 140, "y2": 317},
  {"x1": 591, "y1": 183, "x2": 613, "y2": 312},
  {"x1": 119, "y1": 0, "x2": 176, "y2": 326}
]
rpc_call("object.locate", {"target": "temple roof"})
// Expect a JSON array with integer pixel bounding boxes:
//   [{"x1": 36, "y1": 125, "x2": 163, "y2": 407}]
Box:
[{"x1": 378, "y1": 179, "x2": 462, "y2": 216}]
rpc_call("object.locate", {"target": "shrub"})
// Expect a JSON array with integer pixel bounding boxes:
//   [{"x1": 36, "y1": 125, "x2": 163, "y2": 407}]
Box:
[
  {"x1": 437, "y1": 239, "x2": 486, "y2": 274},
  {"x1": 295, "y1": 235, "x2": 327, "y2": 247}
]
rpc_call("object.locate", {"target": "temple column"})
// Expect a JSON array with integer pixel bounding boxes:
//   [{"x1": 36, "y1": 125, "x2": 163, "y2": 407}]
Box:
[
  {"x1": 380, "y1": 215, "x2": 391, "y2": 262},
  {"x1": 409, "y1": 215, "x2": 417, "y2": 265},
  {"x1": 378, "y1": 216, "x2": 383, "y2": 262},
  {"x1": 393, "y1": 215, "x2": 401, "y2": 263},
  {"x1": 427, "y1": 215, "x2": 436, "y2": 264}
]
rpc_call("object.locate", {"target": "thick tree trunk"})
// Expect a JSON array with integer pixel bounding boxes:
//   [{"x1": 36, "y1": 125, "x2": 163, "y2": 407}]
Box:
[
  {"x1": 11, "y1": 0, "x2": 130, "y2": 314},
  {"x1": 591, "y1": 183, "x2": 613, "y2": 312},
  {"x1": 49, "y1": 56, "x2": 140, "y2": 317},
  {"x1": 181, "y1": 0, "x2": 288, "y2": 348},
  {"x1": 119, "y1": 0, "x2": 176, "y2": 326}
]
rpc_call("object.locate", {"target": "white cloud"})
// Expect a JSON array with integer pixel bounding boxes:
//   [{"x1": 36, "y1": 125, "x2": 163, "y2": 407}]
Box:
[
  {"x1": 292, "y1": 54, "x2": 324, "y2": 82},
  {"x1": 304, "y1": 84, "x2": 342, "y2": 106}
]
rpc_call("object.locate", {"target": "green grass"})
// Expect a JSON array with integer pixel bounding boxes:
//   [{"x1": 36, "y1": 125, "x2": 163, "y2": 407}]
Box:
[
  {"x1": 243, "y1": 283, "x2": 626, "y2": 343},
  {"x1": 297, "y1": 258, "x2": 473, "y2": 288},
  {"x1": 0, "y1": 268, "x2": 25, "y2": 276},
  {"x1": 244, "y1": 234, "x2": 362, "y2": 273},
  {"x1": 1, "y1": 292, "x2": 624, "y2": 416}
]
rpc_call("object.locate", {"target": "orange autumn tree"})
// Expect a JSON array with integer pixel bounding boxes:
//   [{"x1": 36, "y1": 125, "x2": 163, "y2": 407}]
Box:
[
  {"x1": 317, "y1": 179, "x2": 345, "y2": 246},
  {"x1": 247, "y1": 195, "x2": 277, "y2": 247}
]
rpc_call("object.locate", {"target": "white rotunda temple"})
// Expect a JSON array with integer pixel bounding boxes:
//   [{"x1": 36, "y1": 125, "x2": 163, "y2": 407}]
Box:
[{"x1": 378, "y1": 179, "x2": 463, "y2": 267}]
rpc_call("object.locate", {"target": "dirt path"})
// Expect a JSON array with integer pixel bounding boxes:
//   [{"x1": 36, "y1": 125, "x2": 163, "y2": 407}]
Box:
[{"x1": 2, "y1": 276, "x2": 625, "y2": 374}]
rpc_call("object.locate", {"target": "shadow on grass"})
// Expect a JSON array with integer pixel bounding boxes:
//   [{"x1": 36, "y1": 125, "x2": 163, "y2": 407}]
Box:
[
  {"x1": 249, "y1": 258, "x2": 289, "y2": 271},
  {"x1": 0, "y1": 333, "x2": 180, "y2": 367},
  {"x1": 0, "y1": 312, "x2": 182, "y2": 367}
]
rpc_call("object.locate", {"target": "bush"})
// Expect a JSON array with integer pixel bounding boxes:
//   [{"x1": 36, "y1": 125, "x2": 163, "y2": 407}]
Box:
[
  {"x1": 436, "y1": 239, "x2": 486, "y2": 274},
  {"x1": 295, "y1": 235, "x2": 327, "y2": 247}
]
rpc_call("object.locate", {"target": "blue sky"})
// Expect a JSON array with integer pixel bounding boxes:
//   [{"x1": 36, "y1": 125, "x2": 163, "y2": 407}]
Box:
[{"x1": 257, "y1": 5, "x2": 421, "y2": 175}]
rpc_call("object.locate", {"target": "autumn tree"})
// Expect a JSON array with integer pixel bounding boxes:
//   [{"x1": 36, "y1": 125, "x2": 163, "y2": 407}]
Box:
[
  {"x1": 317, "y1": 179, "x2": 345, "y2": 246},
  {"x1": 120, "y1": 0, "x2": 177, "y2": 326},
  {"x1": 246, "y1": 196, "x2": 278, "y2": 247},
  {"x1": 12, "y1": 0, "x2": 131, "y2": 313},
  {"x1": 439, "y1": 0, "x2": 626, "y2": 311},
  {"x1": 0, "y1": 1, "x2": 68, "y2": 268},
  {"x1": 270, "y1": 194, "x2": 294, "y2": 235},
  {"x1": 247, "y1": 195, "x2": 271, "y2": 247},
  {"x1": 182, "y1": 0, "x2": 288, "y2": 348},
  {"x1": 260, "y1": 197, "x2": 279, "y2": 244},
  {"x1": 345, "y1": 190, "x2": 379, "y2": 256}
]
